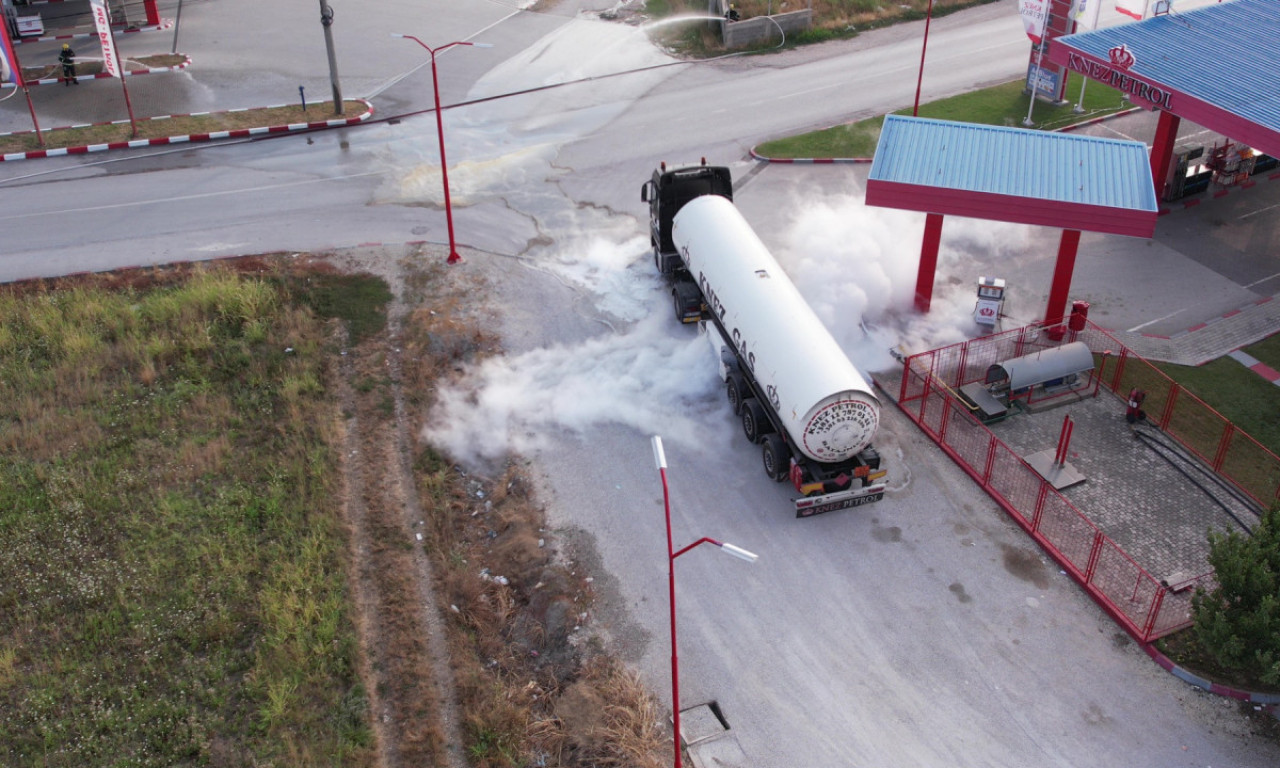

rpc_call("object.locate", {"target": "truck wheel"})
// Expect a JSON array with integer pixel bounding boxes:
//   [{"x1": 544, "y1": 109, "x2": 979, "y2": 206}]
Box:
[
  {"x1": 741, "y1": 398, "x2": 774, "y2": 443},
  {"x1": 726, "y1": 373, "x2": 746, "y2": 415},
  {"x1": 762, "y1": 434, "x2": 789, "y2": 482}
]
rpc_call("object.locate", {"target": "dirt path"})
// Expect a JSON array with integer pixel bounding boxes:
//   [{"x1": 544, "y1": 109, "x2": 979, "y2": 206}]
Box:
[
  {"x1": 324, "y1": 244, "x2": 466, "y2": 768},
  {"x1": 318, "y1": 243, "x2": 670, "y2": 767}
]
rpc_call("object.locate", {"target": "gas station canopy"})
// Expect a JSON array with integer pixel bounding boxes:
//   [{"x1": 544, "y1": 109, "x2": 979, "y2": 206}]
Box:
[
  {"x1": 867, "y1": 115, "x2": 1159, "y2": 238},
  {"x1": 1046, "y1": 0, "x2": 1280, "y2": 160}
]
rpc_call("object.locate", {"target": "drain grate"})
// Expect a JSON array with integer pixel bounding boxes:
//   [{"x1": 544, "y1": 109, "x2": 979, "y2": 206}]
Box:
[{"x1": 678, "y1": 700, "x2": 730, "y2": 746}]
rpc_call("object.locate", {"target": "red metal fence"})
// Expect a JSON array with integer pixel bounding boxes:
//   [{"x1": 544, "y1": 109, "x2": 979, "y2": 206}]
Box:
[{"x1": 896, "y1": 319, "x2": 1280, "y2": 641}]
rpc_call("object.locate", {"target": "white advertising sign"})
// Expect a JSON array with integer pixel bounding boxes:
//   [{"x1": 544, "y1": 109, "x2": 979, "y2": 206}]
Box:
[
  {"x1": 1114, "y1": 0, "x2": 1151, "y2": 20},
  {"x1": 1018, "y1": 0, "x2": 1051, "y2": 44},
  {"x1": 88, "y1": 0, "x2": 121, "y2": 79},
  {"x1": 1072, "y1": 0, "x2": 1104, "y2": 30}
]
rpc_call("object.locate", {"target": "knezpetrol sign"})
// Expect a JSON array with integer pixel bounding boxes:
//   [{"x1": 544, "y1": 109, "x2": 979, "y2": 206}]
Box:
[{"x1": 1065, "y1": 46, "x2": 1174, "y2": 111}]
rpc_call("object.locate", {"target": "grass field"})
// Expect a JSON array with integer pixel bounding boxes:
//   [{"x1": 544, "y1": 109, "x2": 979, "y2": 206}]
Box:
[
  {"x1": 1095, "y1": 348, "x2": 1280, "y2": 508},
  {"x1": 754, "y1": 79, "x2": 1135, "y2": 159},
  {"x1": 0, "y1": 264, "x2": 387, "y2": 766},
  {"x1": 0, "y1": 256, "x2": 670, "y2": 767}
]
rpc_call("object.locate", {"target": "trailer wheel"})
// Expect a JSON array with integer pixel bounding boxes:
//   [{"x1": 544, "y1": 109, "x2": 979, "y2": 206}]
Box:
[
  {"x1": 726, "y1": 373, "x2": 747, "y2": 415},
  {"x1": 762, "y1": 434, "x2": 789, "y2": 482},
  {"x1": 741, "y1": 398, "x2": 774, "y2": 444}
]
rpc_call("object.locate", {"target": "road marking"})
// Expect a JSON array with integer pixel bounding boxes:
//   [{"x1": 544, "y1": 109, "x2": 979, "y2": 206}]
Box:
[
  {"x1": 1127, "y1": 309, "x2": 1184, "y2": 332},
  {"x1": 1245, "y1": 271, "x2": 1280, "y2": 289},
  {"x1": 0, "y1": 170, "x2": 388, "y2": 221},
  {"x1": 1239, "y1": 201, "x2": 1280, "y2": 220},
  {"x1": 191, "y1": 242, "x2": 254, "y2": 253}
]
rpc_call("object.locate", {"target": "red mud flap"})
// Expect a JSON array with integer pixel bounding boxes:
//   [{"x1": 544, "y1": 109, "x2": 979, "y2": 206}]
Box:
[{"x1": 794, "y1": 483, "x2": 886, "y2": 518}]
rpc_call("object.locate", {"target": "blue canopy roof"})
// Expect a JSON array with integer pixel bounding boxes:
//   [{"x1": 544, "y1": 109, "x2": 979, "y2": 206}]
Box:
[
  {"x1": 866, "y1": 115, "x2": 1158, "y2": 238},
  {"x1": 1047, "y1": 0, "x2": 1280, "y2": 158}
]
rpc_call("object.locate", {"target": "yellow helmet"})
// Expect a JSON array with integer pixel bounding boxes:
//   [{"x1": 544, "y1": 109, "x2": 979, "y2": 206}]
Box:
[{"x1": 62, "y1": 44, "x2": 70, "y2": 49}]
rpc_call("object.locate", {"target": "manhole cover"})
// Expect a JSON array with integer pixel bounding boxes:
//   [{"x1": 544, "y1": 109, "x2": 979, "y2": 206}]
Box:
[{"x1": 679, "y1": 701, "x2": 730, "y2": 746}]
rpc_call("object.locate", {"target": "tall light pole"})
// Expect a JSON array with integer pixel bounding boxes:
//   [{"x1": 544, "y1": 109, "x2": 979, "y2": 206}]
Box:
[
  {"x1": 318, "y1": 0, "x2": 342, "y2": 115},
  {"x1": 912, "y1": 0, "x2": 934, "y2": 116},
  {"x1": 652, "y1": 436, "x2": 757, "y2": 768},
  {"x1": 391, "y1": 34, "x2": 491, "y2": 265}
]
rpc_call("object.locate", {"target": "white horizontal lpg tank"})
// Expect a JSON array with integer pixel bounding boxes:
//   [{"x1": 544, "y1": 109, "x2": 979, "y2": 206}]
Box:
[{"x1": 673, "y1": 195, "x2": 880, "y2": 463}]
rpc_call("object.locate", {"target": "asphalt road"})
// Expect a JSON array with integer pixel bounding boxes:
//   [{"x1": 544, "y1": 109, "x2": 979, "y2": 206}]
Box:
[{"x1": 2, "y1": 1, "x2": 1278, "y2": 765}]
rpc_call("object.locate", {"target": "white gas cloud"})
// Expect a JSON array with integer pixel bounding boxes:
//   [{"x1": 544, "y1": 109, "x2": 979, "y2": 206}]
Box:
[
  {"x1": 425, "y1": 310, "x2": 727, "y2": 466},
  {"x1": 776, "y1": 191, "x2": 1032, "y2": 372}
]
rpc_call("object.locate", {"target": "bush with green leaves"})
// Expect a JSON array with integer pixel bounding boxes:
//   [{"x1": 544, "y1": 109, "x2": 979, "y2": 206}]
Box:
[{"x1": 1192, "y1": 505, "x2": 1280, "y2": 686}]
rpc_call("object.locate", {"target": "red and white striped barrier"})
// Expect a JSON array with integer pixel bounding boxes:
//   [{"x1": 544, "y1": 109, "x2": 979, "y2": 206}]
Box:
[
  {"x1": 8, "y1": 55, "x2": 192, "y2": 87},
  {"x1": 749, "y1": 148, "x2": 871, "y2": 164},
  {"x1": 1, "y1": 100, "x2": 375, "y2": 162},
  {"x1": 12, "y1": 20, "x2": 173, "y2": 44}
]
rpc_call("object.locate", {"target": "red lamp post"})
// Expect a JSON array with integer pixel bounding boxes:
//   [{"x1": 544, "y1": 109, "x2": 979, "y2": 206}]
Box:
[
  {"x1": 391, "y1": 34, "x2": 490, "y2": 265},
  {"x1": 913, "y1": 0, "x2": 935, "y2": 116},
  {"x1": 652, "y1": 436, "x2": 757, "y2": 768}
]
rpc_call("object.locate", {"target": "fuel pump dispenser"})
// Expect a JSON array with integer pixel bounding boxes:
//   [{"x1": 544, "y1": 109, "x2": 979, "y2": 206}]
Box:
[{"x1": 974, "y1": 276, "x2": 1006, "y2": 329}]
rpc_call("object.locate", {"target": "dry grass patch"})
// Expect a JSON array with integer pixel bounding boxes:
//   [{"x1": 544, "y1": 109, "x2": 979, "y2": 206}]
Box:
[{"x1": 400, "y1": 265, "x2": 668, "y2": 768}]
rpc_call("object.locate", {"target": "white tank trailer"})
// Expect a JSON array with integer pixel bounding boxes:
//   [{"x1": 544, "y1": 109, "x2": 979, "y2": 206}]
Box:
[{"x1": 642, "y1": 162, "x2": 887, "y2": 516}]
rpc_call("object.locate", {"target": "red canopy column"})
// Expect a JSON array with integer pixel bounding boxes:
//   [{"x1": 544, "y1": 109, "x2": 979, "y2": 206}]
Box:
[
  {"x1": 1044, "y1": 229, "x2": 1081, "y2": 325},
  {"x1": 915, "y1": 213, "x2": 944, "y2": 312},
  {"x1": 1149, "y1": 110, "x2": 1182, "y2": 199},
  {"x1": 144, "y1": 0, "x2": 160, "y2": 27}
]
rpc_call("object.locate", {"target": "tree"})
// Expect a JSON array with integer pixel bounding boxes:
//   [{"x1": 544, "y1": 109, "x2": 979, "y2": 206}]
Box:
[{"x1": 1192, "y1": 504, "x2": 1280, "y2": 686}]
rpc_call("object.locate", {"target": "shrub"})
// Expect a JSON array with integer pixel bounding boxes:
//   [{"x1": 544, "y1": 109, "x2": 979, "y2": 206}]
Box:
[{"x1": 1192, "y1": 505, "x2": 1280, "y2": 685}]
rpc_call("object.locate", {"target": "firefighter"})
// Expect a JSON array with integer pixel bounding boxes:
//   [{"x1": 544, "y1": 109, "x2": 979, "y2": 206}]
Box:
[
  {"x1": 59, "y1": 43, "x2": 78, "y2": 86},
  {"x1": 725, "y1": 3, "x2": 740, "y2": 21},
  {"x1": 1125, "y1": 388, "x2": 1146, "y2": 425}
]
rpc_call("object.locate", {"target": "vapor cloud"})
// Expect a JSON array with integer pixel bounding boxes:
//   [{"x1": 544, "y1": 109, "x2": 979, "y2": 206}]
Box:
[
  {"x1": 777, "y1": 192, "x2": 1031, "y2": 372},
  {"x1": 424, "y1": 179, "x2": 1032, "y2": 468},
  {"x1": 425, "y1": 310, "x2": 728, "y2": 466}
]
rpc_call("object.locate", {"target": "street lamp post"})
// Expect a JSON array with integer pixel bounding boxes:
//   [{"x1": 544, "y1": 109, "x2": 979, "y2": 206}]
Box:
[
  {"x1": 652, "y1": 436, "x2": 757, "y2": 768},
  {"x1": 318, "y1": 0, "x2": 343, "y2": 116},
  {"x1": 912, "y1": 0, "x2": 935, "y2": 116},
  {"x1": 391, "y1": 34, "x2": 491, "y2": 265}
]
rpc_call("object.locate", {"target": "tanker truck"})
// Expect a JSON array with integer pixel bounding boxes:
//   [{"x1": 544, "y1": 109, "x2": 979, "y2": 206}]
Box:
[{"x1": 640, "y1": 161, "x2": 887, "y2": 517}]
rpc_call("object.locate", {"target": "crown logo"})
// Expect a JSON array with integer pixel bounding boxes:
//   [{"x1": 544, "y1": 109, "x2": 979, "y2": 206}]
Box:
[{"x1": 1108, "y1": 44, "x2": 1136, "y2": 70}]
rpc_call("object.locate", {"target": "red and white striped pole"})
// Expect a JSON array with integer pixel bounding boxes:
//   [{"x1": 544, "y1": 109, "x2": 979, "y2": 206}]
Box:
[
  {"x1": 652, "y1": 436, "x2": 757, "y2": 768},
  {"x1": 1054, "y1": 415, "x2": 1075, "y2": 467}
]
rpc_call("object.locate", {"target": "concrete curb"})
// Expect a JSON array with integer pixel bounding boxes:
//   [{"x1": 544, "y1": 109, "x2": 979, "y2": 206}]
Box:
[
  {"x1": 0, "y1": 100, "x2": 375, "y2": 162},
  {"x1": 747, "y1": 107, "x2": 1144, "y2": 165},
  {"x1": 2, "y1": 239, "x2": 448, "y2": 288},
  {"x1": 11, "y1": 55, "x2": 192, "y2": 88},
  {"x1": 1142, "y1": 643, "x2": 1280, "y2": 711},
  {"x1": 11, "y1": 20, "x2": 172, "y2": 44},
  {"x1": 1052, "y1": 105, "x2": 1145, "y2": 133},
  {"x1": 749, "y1": 147, "x2": 871, "y2": 164},
  {"x1": 1226, "y1": 348, "x2": 1280, "y2": 386},
  {"x1": 1099, "y1": 295, "x2": 1277, "y2": 344}
]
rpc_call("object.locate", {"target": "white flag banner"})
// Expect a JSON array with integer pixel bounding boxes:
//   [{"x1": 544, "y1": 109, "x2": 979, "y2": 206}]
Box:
[
  {"x1": 1019, "y1": 0, "x2": 1051, "y2": 44},
  {"x1": 1072, "y1": 0, "x2": 1104, "y2": 30},
  {"x1": 88, "y1": 0, "x2": 122, "y2": 78},
  {"x1": 1114, "y1": 0, "x2": 1151, "y2": 21}
]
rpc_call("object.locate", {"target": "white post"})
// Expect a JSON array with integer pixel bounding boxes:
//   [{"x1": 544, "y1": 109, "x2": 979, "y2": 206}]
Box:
[{"x1": 1023, "y1": 40, "x2": 1046, "y2": 127}]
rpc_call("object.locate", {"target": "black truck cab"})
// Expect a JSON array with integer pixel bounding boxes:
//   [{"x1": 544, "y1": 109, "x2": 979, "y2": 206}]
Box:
[{"x1": 640, "y1": 160, "x2": 733, "y2": 275}]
